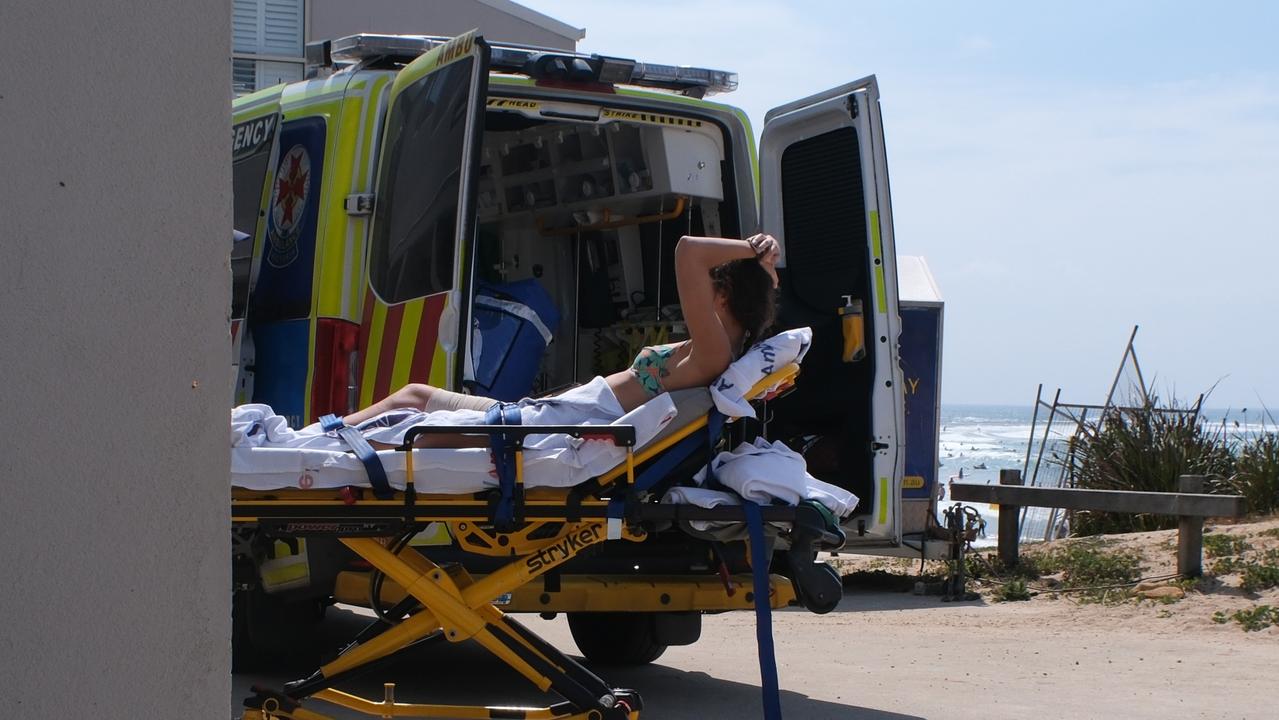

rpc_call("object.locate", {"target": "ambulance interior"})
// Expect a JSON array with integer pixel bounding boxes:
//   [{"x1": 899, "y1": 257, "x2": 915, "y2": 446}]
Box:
[
  {"x1": 473, "y1": 107, "x2": 742, "y2": 395},
  {"x1": 472, "y1": 105, "x2": 876, "y2": 517}
]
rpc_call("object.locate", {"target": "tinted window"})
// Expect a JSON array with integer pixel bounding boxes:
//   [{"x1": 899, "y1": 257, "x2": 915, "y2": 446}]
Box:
[
  {"x1": 230, "y1": 114, "x2": 277, "y2": 319},
  {"x1": 780, "y1": 126, "x2": 866, "y2": 313},
  {"x1": 369, "y1": 57, "x2": 476, "y2": 303}
]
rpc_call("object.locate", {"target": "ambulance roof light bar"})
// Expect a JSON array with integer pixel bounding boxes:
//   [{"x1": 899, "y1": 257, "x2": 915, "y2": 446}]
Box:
[{"x1": 322, "y1": 34, "x2": 738, "y2": 97}]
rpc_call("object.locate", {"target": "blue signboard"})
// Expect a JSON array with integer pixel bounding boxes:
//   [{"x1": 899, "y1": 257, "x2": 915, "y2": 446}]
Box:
[{"x1": 900, "y1": 306, "x2": 941, "y2": 499}]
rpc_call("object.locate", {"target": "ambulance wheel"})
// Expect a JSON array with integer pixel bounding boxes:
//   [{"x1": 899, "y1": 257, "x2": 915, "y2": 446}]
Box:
[{"x1": 568, "y1": 612, "x2": 667, "y2": 666}]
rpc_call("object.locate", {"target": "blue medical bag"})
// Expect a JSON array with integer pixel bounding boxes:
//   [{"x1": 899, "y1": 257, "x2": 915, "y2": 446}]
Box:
[{"x1": 467, "y1": 279, "x2": 561, "y2": 401}]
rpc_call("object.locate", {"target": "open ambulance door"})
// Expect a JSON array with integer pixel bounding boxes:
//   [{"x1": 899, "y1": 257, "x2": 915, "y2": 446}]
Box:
[
  {"x1": 230, "y1": 89, "x2": 284, "y2": 406},
  {"x1": 357, "y1": 32, "x2": 491, "y2": 408},
  {"x1": 759, "y1": 76, "x2": 905, "y2": 544}
]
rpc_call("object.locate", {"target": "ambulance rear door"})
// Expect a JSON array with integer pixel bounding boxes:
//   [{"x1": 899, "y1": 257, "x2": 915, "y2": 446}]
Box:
[
  {"x1": 759, "y1": 75, "x2": 905, "y2": 543},
  {"x1": 356, "y1": 32, "x2": 491, "y2": 407},
  {"x1": 230, "y1": 89, "x2": 284, "y2": 405}
]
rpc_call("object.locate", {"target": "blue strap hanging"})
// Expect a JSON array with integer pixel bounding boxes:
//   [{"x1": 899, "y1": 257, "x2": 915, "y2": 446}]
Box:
[
  {"x1": 319, "y1": 414, "x2": 393, "y2": 500},
  {"x1": 485, "y1": 402, "x2": 524, "y2": 530},
  {"x1": 744, "y1": 501, "x2": 783, "y2": 720}
]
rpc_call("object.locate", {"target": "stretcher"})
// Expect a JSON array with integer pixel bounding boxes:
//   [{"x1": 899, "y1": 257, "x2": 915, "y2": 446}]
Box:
[{"x1": 233, "y1": 363, "x2": 847, "y2": 720}]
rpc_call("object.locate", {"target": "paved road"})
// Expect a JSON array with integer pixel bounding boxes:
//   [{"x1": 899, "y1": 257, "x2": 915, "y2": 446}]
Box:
[{"x1": 233, "y1": 591, "x2": 1277, "y2": 719}]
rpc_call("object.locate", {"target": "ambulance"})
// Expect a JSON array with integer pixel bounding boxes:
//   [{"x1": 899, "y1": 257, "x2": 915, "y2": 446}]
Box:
[{"x1": 231, "y1": 30, "x2": 912, "y2": 665}]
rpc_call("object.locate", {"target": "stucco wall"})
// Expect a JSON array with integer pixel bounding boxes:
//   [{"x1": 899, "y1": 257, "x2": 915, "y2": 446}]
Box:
[
  {"x1": 0, "y1": 1, "x2": 230, "y2": 717},
  {"x1": 311, "y1": 0, "x2": 579, "y2": 49}
]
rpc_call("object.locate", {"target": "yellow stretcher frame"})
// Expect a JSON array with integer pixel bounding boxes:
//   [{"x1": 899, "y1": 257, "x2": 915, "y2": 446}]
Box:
[{"x1": 237, "y1": 365, "x2": 802, "y2": 720}]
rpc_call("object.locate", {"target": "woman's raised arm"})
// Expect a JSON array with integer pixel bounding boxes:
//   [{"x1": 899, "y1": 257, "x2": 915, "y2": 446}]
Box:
[{"x1": 673, "y1": 234, "x2": 778, "y2": 374}]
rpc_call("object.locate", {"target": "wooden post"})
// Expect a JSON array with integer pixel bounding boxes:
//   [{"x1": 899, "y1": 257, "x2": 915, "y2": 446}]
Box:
[
  {"x1": 1178, "y1": 475, "x2": 1206, "y2": 577},
  {"x1": 998, "y1": 469, "x2": 1023, "y2": 567}
]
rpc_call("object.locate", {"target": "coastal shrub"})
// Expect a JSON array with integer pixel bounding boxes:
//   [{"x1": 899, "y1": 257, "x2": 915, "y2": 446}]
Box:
[
  {"x1": 1239, "y1": 550, "x2": 1279, "y2": 593},
  {"x1": 1203, "y1": 533, "x2": 1251, "y2": 558},
  {"x1": 1212, "y1": 605, "x2": 1279, "y2": 632},
  {"x1": 1226, "y1": 433, "x2": 1279, "y2": 516},
  {"x1": 992, "y1": 579, "x2": 1032, "y2": 602},
  {"x1": 965, "y1": 551, "x2": 1042, "y2": 582},
  {"x1": 1029, "y1": 539, "x2": 1141, "y2": 602},
  {"x1": 1210, "y1": 556, "x2": 1244, "y2": 575},
  {"x1": 1064, "y1": 398, "x2": 1234, "y2": 535}
]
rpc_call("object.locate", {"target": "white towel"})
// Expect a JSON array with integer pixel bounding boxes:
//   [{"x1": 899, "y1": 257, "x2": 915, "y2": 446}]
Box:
[
  {"x1": 232, "y1": 404, "x2": 328, "y2": 448},
  {"x1": 231, "y1": 389, "x2": 678, "y2": 493},
  {"x1": 710, "y1": 327, "x2": 812, "y2": 419},
  {"x1": 691, "y1": 437, "x2": 858, "y2": 518}
]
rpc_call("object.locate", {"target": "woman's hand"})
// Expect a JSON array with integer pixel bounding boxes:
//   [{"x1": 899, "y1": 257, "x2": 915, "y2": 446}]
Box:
[{"x1": 747, "y1": 233, "x2": 780, "y2": 288}]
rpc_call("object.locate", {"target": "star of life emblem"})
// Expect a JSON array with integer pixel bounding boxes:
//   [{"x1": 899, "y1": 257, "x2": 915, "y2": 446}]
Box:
[{"x1": 267, "y1": 144, "x2": 311, "y2": 268}]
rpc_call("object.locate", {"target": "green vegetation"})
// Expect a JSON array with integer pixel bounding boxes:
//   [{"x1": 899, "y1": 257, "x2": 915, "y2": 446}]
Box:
[
  {"x1": 1211, "y1": 556, "x2": 1244, "y2": 575},
  {"x1": 1225, "y1": 434, "x2": 1279, "y2": 516},
  {"x1": 1064, "y1": 399, "x2": 1234, "y2": 535},
  {"x1": 1205, "y1": 537, "x2": 1279, "y2": 593},
  {"x1": 1240, "y1": 550, "x2": 1279, "y2": 593},
  {"x1": 1032, "y1": 539, "x2": 1142, "y2": 589},
  {"x1": 1060, "y1": 395, "x2": 1279, "y2": 535},
  {"x1": 992, "y1": 579, "x2": 1032, "y2": 602},
  {"x1": 1203, "y1": 533, "x2": 1251, "y2": 558},
  {"x1": 1213, "y1": 605, "x2": 1279, "y2": 632}
]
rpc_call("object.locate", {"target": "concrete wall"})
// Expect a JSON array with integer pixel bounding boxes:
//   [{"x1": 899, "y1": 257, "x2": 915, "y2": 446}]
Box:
[
  {"x1": 0, "y1": 1, "x2": 230, "y2": 717},
  {"x1": 311, "y1": 0, "x2": 579, "y2": 49}
]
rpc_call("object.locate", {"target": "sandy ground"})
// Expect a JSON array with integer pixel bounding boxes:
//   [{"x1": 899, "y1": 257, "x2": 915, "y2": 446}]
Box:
[
  {"x1": 233, "y1": 518, "x2": 1279, "y2": 719},
  {"x1": 832, "y1": 515, "x2": 1279, "y2": 634}
]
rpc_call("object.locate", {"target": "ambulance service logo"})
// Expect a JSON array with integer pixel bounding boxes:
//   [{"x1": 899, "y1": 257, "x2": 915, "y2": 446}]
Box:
[{"x1": 267, "y1": 144, "x2": 311, "y2": 268}]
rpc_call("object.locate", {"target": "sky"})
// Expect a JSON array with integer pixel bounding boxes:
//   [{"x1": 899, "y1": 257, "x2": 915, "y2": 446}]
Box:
[{"x1": 522, "y1": 0, "x2": 1278, "y2": 408}]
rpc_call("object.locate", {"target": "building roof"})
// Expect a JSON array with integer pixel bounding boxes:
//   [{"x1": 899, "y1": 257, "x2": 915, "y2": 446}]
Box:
[{"x1": 474, "y1": 0, "x2": 585, "y2": 41}]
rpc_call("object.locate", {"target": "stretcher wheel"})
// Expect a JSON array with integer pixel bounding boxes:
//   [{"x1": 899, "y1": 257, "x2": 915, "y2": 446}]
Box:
[
  {"x1": 791, "y1": 561, "x2": 842, "y2": 615},
  {"x1": 568, "y1": 612, "x2": 667, "y2": 666}
]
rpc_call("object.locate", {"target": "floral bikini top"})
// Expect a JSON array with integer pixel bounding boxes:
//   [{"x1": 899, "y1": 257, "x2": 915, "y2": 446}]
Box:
[{"x1": 628, "y1": 341, "x2": 686, "y2": 398}]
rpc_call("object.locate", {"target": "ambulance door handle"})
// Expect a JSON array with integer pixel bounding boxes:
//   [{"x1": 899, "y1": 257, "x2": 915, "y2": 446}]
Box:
[{"x1": 345, "y1": 193, "x2": 375, "y2": 216}]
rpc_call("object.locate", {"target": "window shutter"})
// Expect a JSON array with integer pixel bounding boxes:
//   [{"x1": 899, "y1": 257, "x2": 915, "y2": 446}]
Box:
[
  {"x1": 263, "y1": 0, "x2": 303, "y2": 56},
  {"x1": 232, "y1": 0, "x2": 262, "y2": 54}
]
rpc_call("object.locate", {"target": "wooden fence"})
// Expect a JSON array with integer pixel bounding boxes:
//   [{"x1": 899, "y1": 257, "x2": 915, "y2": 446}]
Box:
[{"x1": 950, "y1": 470, "x2": 1246, "y2": 576}]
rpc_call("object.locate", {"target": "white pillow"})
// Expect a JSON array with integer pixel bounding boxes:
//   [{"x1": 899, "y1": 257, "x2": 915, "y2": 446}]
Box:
[{"x1": 709, "y1": 327, "x2": 812, "y2": 418}]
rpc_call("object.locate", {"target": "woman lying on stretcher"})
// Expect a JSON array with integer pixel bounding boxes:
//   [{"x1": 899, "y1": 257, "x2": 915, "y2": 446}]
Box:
[{"x1": 344, "y1": 234, "x2": 781, "y2": 448}]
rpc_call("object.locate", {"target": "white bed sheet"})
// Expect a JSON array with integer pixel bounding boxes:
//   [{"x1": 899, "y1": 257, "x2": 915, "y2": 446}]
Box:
[{"x1": 231, "y1": 393, "x2": 677, "y2": 493}]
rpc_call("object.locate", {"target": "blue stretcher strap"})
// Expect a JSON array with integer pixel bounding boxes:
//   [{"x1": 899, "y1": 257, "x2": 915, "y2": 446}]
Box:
[
  {"x1": 485, "y1": 403, "x2": 523, "y2": 529},
  {"x1": 744, "y1": 501, "x2": 783, "y2": 720},
  {"x1": 605, "y1": 409, "x2": 726, "y2": 520},
  {"x1": 319, "y1": 413, "x2": 393, "y2": 500}
]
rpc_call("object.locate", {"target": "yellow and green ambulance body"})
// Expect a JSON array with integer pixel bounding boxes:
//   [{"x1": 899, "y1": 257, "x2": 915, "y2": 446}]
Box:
[{"x1": 231, "y1": 31, "x2": 911, "y2": 662}]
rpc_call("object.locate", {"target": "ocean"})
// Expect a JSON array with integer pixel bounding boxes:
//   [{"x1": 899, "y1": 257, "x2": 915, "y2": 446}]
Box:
[{"x1": 935, "y1": 404, "x2": 1275, "y2": 542}]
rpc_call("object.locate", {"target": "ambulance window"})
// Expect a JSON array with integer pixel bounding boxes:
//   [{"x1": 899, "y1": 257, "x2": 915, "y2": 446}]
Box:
[
  {"x1": 780, "y1": 126, "x2": 867, "y2": 309},
  {"x1": 231, "y1": 139, "x2": 273, "y2": 319},
  {"x1": 369, "y1": 57, "x2": 476, "y2": 304}
]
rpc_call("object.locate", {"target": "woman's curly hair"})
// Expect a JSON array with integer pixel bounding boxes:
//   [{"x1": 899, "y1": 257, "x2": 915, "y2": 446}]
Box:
[{"x1": 710, "y1": 258, "x2": 778, "y2": 348}]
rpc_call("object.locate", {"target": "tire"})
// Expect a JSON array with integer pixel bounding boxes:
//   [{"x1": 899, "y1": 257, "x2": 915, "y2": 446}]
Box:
[{"x1": 567, "y1": 612, "x2": 667, "y2": 666}]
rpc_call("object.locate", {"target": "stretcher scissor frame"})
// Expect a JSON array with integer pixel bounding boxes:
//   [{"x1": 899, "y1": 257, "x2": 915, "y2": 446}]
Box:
[{"x1": 236, "y1": 366, "x2": 820, "y2": 720}]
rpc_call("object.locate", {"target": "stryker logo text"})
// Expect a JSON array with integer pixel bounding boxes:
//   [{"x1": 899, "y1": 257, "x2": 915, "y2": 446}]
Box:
[{"x1": 525, "y1": 525, "x2": 602, "y2": 572}]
